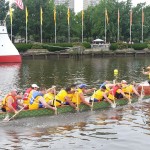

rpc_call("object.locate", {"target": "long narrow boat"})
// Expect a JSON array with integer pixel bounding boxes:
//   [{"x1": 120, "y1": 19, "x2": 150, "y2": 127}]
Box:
[{"x1": 0, "y1": 94, "x2": 150, "y2": 120}]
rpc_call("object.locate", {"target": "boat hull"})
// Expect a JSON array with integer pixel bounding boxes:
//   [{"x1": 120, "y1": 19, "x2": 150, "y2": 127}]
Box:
[
  {"x1": 138, "y1": 85, "x2": 150, "y2": 95},
  {"x1": 0, "y1": 55, "x2": 21, "y2": 63},
  {"x1": 1, "y1": 95, "x2": 150, "y2": 120}
]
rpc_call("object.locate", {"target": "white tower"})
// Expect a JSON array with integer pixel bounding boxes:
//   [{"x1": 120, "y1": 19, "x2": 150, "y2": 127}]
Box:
[{"x1": 0, "y1": 20, "x2": 21, "y2": 63}]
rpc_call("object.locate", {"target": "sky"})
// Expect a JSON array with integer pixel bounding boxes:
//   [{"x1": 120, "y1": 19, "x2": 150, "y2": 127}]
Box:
[{"x1": 75, "y1": 0, "x2": 150, "y2": 13}]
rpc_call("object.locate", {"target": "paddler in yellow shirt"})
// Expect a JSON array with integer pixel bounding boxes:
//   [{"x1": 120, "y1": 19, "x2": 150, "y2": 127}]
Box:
[
  {"x1": 44, "y1": 85, "x2": 56, "y2": 105},
  {"x1": 72, "y1": 84, "x2": 95, "y2": 108},
  {"x1": 121, "y1": 80, "x2": 140, "y2": 98},
  {"x1": 90, "y1": 85, "x2": 116, "y2": 108},
  {"x1": 55, "y1": 87, "x2": 77, "y2": 109}
]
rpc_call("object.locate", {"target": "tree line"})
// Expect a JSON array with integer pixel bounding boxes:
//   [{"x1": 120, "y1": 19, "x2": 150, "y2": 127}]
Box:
[{"x1": 0, "y1": 0, "x2": 150, "y2": 43}]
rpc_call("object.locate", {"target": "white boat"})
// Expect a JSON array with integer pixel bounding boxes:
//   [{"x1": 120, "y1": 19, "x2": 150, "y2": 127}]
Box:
[{"x1": 0, "y1": 20, "x2": 21, "y2": 63}]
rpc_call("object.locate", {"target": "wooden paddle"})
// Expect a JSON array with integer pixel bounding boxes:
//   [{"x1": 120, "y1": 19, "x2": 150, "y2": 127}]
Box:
[
  {"x1": 91, "y1": 90, "x2": 95, "y2": 111},
  {"x1": 5, "y1": 106, "x2": 25, "y2": 122},
  {"x1": 113, "y1": 69, "x2": 118, "y2": 106},
  {"x1": 76, "y1": 91, "x2": 79, "y2": 112}
]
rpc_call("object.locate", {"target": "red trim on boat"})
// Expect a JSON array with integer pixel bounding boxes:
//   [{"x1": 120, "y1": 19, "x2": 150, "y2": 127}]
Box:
[{"x1": 0, "y1": 55, "x2": 22, "y2": 63}]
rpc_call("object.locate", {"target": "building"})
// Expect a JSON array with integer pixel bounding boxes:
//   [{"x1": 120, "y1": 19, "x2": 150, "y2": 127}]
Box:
[
  {"x1": 83, "y1": 0, "x2": 100, "y2": 10},
  {"x1": 54, "y1": 0, "x2": 74, "y2": 10}
]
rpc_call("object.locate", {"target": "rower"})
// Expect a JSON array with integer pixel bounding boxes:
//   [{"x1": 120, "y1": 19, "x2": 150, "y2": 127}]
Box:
[
  {"x1": 121, "y1": 80, "x2": 140, "y2": 98},
  {"x1": 44, "y1": 85, "x2": 56, "y2": 105},
  {"x1": 29, "y1": 87, "x2": 56, "y2": 111},
  {"x1": 55, "y1": 87, "x2": 77, "y2": 110},
  {"x1": 23, "y1": 84, "x2": 39, "y2": 108},
  {"x1": 1, "y1": 89, "x2": 26, "y2": 121},
  {"x1": 91, "y1": 85, "x2": 116, "y2": 108},
  {"x1": 71, "y1": 84, "x2": 95, "y2": 108},
  {"x1": 107, "y1": 83, "x2": 130, "y2": 102}
]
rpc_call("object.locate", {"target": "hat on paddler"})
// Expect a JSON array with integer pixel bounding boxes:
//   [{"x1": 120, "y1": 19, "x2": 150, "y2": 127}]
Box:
[
  {"x1": 31, "y1": 84, "x2": 39, "y2": 88},
  {"x1": 121, "y1": 80, "x2": 127, "y2": 84},
  {"x1": 78, "y1": 84, "x2": 87, "y2": 89}
]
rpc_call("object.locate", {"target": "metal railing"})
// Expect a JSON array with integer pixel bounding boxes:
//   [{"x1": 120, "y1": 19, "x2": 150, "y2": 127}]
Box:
[{"x1": 0, "y1": 20, "x2": 6, "y2": 26}]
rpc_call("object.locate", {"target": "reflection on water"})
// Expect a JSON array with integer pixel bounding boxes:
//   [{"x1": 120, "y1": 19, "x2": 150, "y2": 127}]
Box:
[
  {"x1": 0, "y1": 100, "x2": 150, "y2": 149},
  {"x1": 0, "y1": 56, "x2": 150, "y2": 149}
]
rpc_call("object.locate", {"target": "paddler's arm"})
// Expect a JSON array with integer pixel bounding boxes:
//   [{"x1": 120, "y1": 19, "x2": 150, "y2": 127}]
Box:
[
  {"x1": 39, "y1": 97, "x2": 56, "y2": 111},
  {"x1": 65, "y1": 96, "x2": 77, "y2": 109},
  {"x1": 84, "y1": 88, "x2": 96, "y2": 94},
  {"x1": 132, "y1": 86, "x2": 140, "y2": 97},
  {"x1": 7, "y1": 97, "x2": 18, "y2": 114},
  {"x1": 80, "y1": 93, "x2": 91, "y2": 107},
  {"x1": 103, "y1": 93, "x2": 114, "y2": 105}
]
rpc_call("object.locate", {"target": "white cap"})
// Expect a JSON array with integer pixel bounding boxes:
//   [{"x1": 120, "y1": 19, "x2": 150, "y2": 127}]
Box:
[
  {"x1": 121, "y1": 80, "x2": 127, "y2": 84},
  {"x1": 31, "y1": 84, "x2": 39, "y2": 88}
]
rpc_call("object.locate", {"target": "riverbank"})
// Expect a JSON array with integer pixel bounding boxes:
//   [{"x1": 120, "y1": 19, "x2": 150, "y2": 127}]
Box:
[{"x1": 21, "y1": 47, "x2": 150, "y2": 59}]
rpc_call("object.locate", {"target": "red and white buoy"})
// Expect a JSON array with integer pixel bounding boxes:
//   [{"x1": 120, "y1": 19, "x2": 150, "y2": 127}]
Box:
[{"x1": 0, "y1": 20, "x2": 22, "y2": 63}]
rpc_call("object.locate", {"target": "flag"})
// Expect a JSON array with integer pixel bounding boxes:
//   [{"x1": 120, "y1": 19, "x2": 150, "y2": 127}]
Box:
[
  {"x1": 118, "y1": 9, "x2": 120, "y2": 25},
  {"x1": 14, "y1": 0, "x2": 24, "y2": 10},
  {"x1": 82, "y1": 10, "x2": 84, "y2": 23},
  {"x1": 40, "y1": 7, "x2": 43, "y2": 25},
  {"x1": 54, "y1": 6, "x2": 56, "y2": 25},
  {"x1": 9, "y1": 7, "x2": 13, "y2": 25},
  {"x1": 26, "y1": 6, "x2": 28, "y2": 25},
  {"x1": 142, "y1": 8, "x2": 144, "y2": 25},
  {"x1": 67, "y1": 7, "x2": 70, "y2": 25},
  {"x1": 130, "y1": 9, "x2": 132, "y2": 26},
  {"x1": 105, "y1": 8, "x2": 109, "y2": 24}
]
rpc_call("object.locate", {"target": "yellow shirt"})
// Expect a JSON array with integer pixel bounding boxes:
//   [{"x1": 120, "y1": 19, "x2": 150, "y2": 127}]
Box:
[
  {"x1": 122, "y1": 84, "x2": 133, "y2": 94},
  {"x1": 91, "y1": 89, "x2": 104, "y2": 101},
  {"x1": 72, "y1": 88, "x2": 83, "y2": 104},
  {"x1": 29, "y1": 96, "x2": 41, "y2": 110},
  {"x1": 44, "y1": 93, "x2": 54, "y2": 103}
]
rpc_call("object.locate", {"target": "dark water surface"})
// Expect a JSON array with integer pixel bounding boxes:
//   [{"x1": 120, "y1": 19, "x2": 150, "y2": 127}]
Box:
[{"x1": 0, "y1": 56, "x2": 150, "y2": 149}]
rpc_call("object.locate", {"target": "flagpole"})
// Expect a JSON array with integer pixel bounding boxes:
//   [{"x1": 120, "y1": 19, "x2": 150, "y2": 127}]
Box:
[
  {"x1": 26, "y1": 21, "x2": 27, "y2": 43},
  {"x1": 105, "y1": 9, "x2": 107, "y2": 44},
  {"x1": 40, "y1": 7, "x2": 43, "y2": 43},
  {"x1": 54, "y1": 6, "x2": 56, "y2": 43},
  {"x1": 26, "y1": 7, "x2": 28, "y2": 43},
  {"x1": 142, "y1": 8, "x2": 144, "y2": 43},
  {"x1": 11, "y1": 21, "x2": 12, "y2": 41},
  {"x1": 118, "y1": 9, "x2": 120, "y2": 42},
  {"x1": 55, "y1": 22, "x2": 56, "y2": 43},
  {"x1": 68, "y1": 24, "x2": 70, "y2": 43},
  {"x1": 41, "y1": 24, "x2": 42, "y2": 43},
  {"x1": 129, "y1": 9, "x2": 132, "y2": 44},
  {"x1": 82, "y1": 10, "x2": 84, "y2": 43}
]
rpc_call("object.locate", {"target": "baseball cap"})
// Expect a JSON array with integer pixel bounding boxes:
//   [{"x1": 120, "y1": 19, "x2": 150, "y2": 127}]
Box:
[
  {"x1": 121, "y1": 80, "x2": 127, "y2": 84},
  {"x1": 78, "y1": 84, "x2": 87, "y2": 89},
  {"x1": 31, "y1": 84, "x2": 39, "y2": 88}
]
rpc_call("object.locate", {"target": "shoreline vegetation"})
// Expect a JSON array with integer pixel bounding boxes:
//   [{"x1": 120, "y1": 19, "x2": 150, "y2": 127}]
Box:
[{"x1": 16, "y1": 42, "x2": 150, "y2": 58}]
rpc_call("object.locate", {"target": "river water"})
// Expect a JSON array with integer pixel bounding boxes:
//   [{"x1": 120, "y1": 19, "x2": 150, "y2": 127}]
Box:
[{"x1": 0, "y1": 56, "x2": 150, "y2": 149}]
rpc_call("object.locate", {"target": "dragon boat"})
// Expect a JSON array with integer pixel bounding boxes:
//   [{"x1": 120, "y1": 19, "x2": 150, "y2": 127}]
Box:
[
  {"x1": 0, "y1": 95, "x2": 150, "y2": 121},
  {"x1": 0, "y1": 82, "x2": 149, "y2": 121}
]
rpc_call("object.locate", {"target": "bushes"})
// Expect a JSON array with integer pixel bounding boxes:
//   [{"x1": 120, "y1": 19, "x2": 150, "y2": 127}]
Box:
[
  {"x1": 109, "y1": 43, "x2": 118, "y2": 51},
  {"x1": 14, "y1": 42, "x2": 91, "y2": 53},
  {"x1": 82, "y1": 42, "x2": 91, "y2": 49},
  {"x1": 131, "y1": 43, "x2": 148, "y2": 50},
  {"x1": 110, "y1": 42, "x2": 148, "y2": 50},
  {"x1": 15, "y1": 43, "x2": 32, "y2": 52}
]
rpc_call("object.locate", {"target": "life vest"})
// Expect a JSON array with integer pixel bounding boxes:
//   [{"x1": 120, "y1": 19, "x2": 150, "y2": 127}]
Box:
[
  {"x1": 23, "y1": 88, "x2": 32, "y2": 101},
  {"x1": 122, "y1": 84, "x2": 133, "y2": 94},
  {"x1": 72, "y1": 88, "x2": 83, "y2": 104},
  {"x1": 54, "y1": 90, "x2": 68, "y2": 106},
  {"x1": 108, "y1": 86, "x2": 120, "y2": 101},
  {"x1": 44, "y1": 93, "x2": 54, "y2": 103},
  {"x1": 1, "y1": 94, "x2": 17, "y2": 112},
  {"x1": 91, "y1": 89, "x2": 104, "y2": 101},
  {"x1": 29, "y1": 91, "x2": 43, "y2": 110}
]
